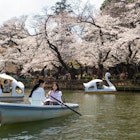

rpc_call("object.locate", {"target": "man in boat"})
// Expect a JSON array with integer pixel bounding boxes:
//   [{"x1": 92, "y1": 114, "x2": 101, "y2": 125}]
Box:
[{"x1": 97, "y1": 82, "x2": 103, "y2": 89}]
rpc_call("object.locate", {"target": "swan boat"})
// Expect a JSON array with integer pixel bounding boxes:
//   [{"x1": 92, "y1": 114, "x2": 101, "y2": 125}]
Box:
[
  {"x1": 83, "y1": 72, "x2": 117, "y2": 94},
  {"x1": 0, "y1": 102, "x2": 79, "y2": 125},
  {"x1": 0, "y1": 73, "x2": 24, "y2": 101}
]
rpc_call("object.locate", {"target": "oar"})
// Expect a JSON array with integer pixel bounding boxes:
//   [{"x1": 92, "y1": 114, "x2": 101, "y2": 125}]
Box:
[{"x1": 50, "y1": 95, "x2": 82, "y2": 116}]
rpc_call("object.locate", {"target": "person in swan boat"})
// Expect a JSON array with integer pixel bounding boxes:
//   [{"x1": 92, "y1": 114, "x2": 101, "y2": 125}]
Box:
[
  {"x1": 29, "y1": 79, "x2": 46, "y2": 105},
  {"x1": 3, "y1": 79, "x2": 11, "y2": 93},
  {"x1": 45, "y1": 82, "x2": 62, "y2": 105}
]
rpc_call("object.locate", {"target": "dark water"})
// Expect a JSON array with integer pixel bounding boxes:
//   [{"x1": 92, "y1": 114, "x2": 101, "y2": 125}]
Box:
[{"x1": 0, "y1": 90, "x2": 140, "y2": 140}]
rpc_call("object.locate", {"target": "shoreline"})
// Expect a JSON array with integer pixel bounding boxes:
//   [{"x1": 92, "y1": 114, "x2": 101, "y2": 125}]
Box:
[{"x1": 19, "y1": 78, "x2": 140, "y2": 92}]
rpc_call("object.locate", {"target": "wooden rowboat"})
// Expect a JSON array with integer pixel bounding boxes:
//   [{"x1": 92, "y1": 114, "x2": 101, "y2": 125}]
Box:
[{"x1": 0, "y1": 102, "x2": 79, "y2": 125}]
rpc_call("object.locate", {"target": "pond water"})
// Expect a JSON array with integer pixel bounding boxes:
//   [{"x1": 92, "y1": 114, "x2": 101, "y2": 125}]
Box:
[{"x1": 0, "y1": 90, "x2": 140, "y2": 140}]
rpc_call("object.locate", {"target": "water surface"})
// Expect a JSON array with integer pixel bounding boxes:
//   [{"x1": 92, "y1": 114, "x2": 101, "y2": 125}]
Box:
[{"x1": 0, "y1": 91, "x2": 140, "y2": 140}]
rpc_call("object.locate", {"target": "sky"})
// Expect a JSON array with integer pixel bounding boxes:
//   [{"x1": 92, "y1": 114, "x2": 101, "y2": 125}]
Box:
[{"x1": 0, "y1": 0, "x2": 104, "y2": 25}]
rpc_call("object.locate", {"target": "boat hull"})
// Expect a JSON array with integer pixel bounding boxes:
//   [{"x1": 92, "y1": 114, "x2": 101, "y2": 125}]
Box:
[
  {"x1": 0, "y1": 102, "x2": 79, "y2": 125},
  {"x1": 0, "y1": 96, "x2": 24, "y2": 102}
]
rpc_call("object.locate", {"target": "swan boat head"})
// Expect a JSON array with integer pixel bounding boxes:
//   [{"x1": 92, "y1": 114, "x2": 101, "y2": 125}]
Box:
[{"x1": 104, "y1": 72, "x2": 116, "y2": 91}]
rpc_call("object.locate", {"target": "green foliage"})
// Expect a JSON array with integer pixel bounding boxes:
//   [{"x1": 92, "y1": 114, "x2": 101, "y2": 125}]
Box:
[
  {"x1": 133, "y1": 73, "x2": 140, "y2": 80},
  {"x1": 101, "y1": 0, "x2": 113, "y2": 9},
  {"x1": 51, "y1": 0, "x2": 73, "y2": 14},
  {"x1": 101, "y1": 0, "x2": 137, "y2": 9}
]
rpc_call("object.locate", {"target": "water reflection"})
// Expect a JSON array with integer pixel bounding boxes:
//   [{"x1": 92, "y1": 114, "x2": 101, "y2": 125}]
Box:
[
  {"x1": 0, "y1": 91, "x2": 140, "y2": 140},
  {"x1": 0, "y1": 115, "x2": 79, "y2": 139}
]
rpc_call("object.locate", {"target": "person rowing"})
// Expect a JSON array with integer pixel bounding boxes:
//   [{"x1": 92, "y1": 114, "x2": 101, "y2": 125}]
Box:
[{"x1": 45, "y1": 82, "x2": 62, "y2": 105}]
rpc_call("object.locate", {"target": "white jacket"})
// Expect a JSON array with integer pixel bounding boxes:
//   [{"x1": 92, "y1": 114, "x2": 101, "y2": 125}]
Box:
[{"x1": 29, "y1": 87, "x2": 46, "y2": 105}]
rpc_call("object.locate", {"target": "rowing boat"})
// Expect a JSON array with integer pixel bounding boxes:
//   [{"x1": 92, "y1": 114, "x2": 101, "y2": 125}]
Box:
[{"x1": 0, "y1": 102, "x2": 79, "y2": 125}]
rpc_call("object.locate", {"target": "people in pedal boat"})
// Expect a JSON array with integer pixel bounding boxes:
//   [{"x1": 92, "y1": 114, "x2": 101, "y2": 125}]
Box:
[
  {"x1": 45, "y1": 82, "x2": 62, "y2": 105},
  {"x1": 29, "y1": 79, "x2": 46, "y2": 105},
  {"x1": 3, "y1": 79, "x2": 11, "y2": 93}
]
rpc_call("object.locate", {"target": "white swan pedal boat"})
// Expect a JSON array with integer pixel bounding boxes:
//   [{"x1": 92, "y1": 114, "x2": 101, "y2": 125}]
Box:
[
  {"x1": 0, "y1": 102, "x2": 79, "y2": 125},
  {"x1": 83, "y1": 72, "x2": 117, "y2": 94},
  {"x1": 0, "y1": 73, "x2": 24, "y2": 101}
]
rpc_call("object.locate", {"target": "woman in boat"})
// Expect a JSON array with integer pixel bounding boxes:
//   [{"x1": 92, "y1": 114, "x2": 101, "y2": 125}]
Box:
[
  {"x1": 46, "y1": 82, "x2": 62, "y2": 105},
  {"x1": 29, "y1": 79, "x2": 46, "y2": 105}
]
